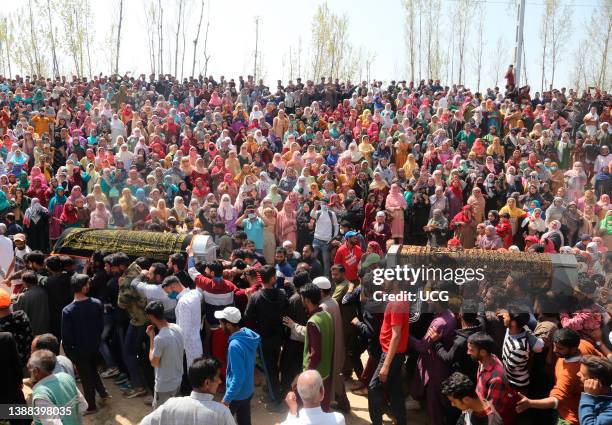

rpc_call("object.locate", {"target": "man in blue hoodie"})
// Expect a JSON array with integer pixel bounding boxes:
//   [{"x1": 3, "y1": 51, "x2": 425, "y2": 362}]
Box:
[
  {"x1": 578, "y1": 355, "x2": 612, "y2": 425},
  {"x1": 215, "y1": 306, "x2": 261, "y2": 425}
]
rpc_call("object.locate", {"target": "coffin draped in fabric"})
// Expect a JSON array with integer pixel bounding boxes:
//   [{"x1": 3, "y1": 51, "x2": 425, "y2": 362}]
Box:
[{"x1": 52, "y1": 228, "x2": 192, "y2": 261}]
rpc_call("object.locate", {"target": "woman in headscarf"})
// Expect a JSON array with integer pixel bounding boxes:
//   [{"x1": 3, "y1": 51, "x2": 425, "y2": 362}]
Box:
[
  {"x1": 191, "y1": 177, "x2": 210, "y2": 206},
  {"x1": 271, "y1": 153, "x2": 286, "y2": 171},
  {"x1": 27, "y1": 177, "x2": 48, "y2": 206},
  {"x1": 108, "y1": 204, "x2": 132, "y2": 230},
  {"x1": 218, "y1": 194, "x2": 237, "y2": 234},
  {"x1": 256, "y1": 172, "x2": 274, "y2": 199},
  {"x1": 67, "y1": 186, "x2": 85, "y2": 206},
  {"x1": 24, "y1": 198, "x2": 50, "y2": 252},
  {"x1": 218, "y1": 173, "x2": 239, "y2": 202},
  {"x1": 424, "y1": 208, "x2": 449, "y2": 247},
  {"x1": 132, "y1": 202, "x2": 150, "y2": 231},
  {"x1": 469, "y1": 138, "x2": 486, "y2": 160},
  {"x1": 156, "y1": 199, "x2": 169, "y2": 222},
  {"x1": 522, "y1": 207, "x2": 547, "y2": 235},
  {"x1": 295, "y1": 202, "x2": 314, "y2": 252},
  {"x1": 118, "y1": 188, "x2": 137, "y2": 221},
  {"x1": 486, "y1": 137, "x2": 505, "y2": 161},
  {"x1": 577, "y1": 190, "x2": 599, "y2": 215},
  {"x1": 225, "y1": 150, "x2": 241, "y2": 178},
  {"x1": 562, "y1": 202, "x2": 586, "y2": 246},
  {"x1": 467, "y1": 186, "x2": 486, "y2": 224},
  {"x1": 264, "y1": 185, "x2": 283, "y2": 208},
  {"x1": 361, "y1": 192, "x2": 378, "y2": 234},
  {"x1": 258, "y1": 206, "x2": 277, "y2": 264},
  {"x1": 209, "y1": 155, "x2": 228, "y2": 189},
  {"x1": 541, "y1": 220, "x2": 564, "y2": 252},
  {"x1": 11, "y1": 188, "x2": 30, "y2": 224},
  {"x1": 366, "y1": 211, "x2": 392, "y2": 250},
  {"x1": 276, "y1": 199, "x2": 298, "y2": 247},
  {"x1": 48, "y1": 187, "x2": 67, "y2": 243},
  {"x1": 402, "y1": 153, "x2": 419, "y2": 179},
  {"x1": 235, "y1": 174, "x2": 257, "y2": 211},
  {"x1": 169, "y1": 196, "x2": 189, "y2": 224},
  {"x1": 0, "y1": 189, "x2": 12, "y2": 218},
  {"x1": 67, "y1": 166, "x2": 84, "y2": 192},
  {"x1": 476, "y1": 225, "x2": 503, "y2": 250},
  {"x1": 596, "y1": 194, "x2": 611, "y2": 221},
  {"x1": 326, "y1": 193, "x2": 344, "y2": 218},
  {"x1": 565, "y1": 162, "x2": 588, "y2": 201},
  {"x1": 450, "y1": 204, "x2": 477, "y2": 248},
  {"x1": 386, "y1": 183, "x2": 408, "y2": 243},
  {"x1": 60, "y1": 201, "x2": 81, "y2": 229},
  {"x1": 445, "y1": 177, "x2": 465, "y2": 220},
  {"x1": 287, "y1": 151, "x2": 305, "y2": 176},
  {"x1": 545, "y1": 197, "x2": 566, "y2": 225},
  {"x1": 369, "y1": 171, "x2": 389, "y2": 200},
  {"x1": 499, "y1": 197, "x2": 528, "y2": 236}
]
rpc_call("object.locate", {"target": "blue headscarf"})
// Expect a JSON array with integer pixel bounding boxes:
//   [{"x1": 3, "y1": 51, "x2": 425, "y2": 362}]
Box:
[{"x1": 48, "y1": 187, "x2": 67, "y2": 212}]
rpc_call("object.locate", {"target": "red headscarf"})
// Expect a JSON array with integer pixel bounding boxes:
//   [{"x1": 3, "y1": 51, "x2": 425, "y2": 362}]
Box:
[{"x1": 60, "y1": 201, "x2": 79, "y2": 225}]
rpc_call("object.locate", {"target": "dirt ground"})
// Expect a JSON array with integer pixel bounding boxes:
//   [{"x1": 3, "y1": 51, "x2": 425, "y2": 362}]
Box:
[{"x1": 82, "y1": 372, "x2": 428, "y2": 425}]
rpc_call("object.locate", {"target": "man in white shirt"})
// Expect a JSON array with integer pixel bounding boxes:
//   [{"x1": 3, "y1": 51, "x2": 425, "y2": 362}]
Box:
[
  {"x1": 161, "y1": 276, "x2": 203, "y2": 367},
  {"x1": 310, "y1": 202, "x2": 339, "y2": 277},
  {"x1": 0, "y1": 223, "x2": 15, "y2": 278},
  {"x1": 281, "y1": 370, "x2": 345, "y2": 425},
  {"x1": 140, "y1": 356, "x2": 236, "y2": 425}
]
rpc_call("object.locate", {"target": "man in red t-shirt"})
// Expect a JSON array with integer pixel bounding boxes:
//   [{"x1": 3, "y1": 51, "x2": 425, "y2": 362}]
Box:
[
  {"x1": 367, "y1": 280, "x2": 409, "y2": 425},
  {"x1": 333, "y1": 231, "x2": 362, "y2": 283}
]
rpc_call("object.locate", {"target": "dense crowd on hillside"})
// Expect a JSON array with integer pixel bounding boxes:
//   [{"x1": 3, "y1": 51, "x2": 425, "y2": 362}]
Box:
[{"x1": 0, "y1": 70, "x2": 610, "y2": 425}]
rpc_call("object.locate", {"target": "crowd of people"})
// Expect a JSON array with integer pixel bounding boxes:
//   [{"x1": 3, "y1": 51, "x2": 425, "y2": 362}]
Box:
[{"x1": 0, "y1": 69, "x2": 610, "y2": 425}]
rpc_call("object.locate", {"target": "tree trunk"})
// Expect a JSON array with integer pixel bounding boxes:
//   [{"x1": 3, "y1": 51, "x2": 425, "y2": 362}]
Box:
[
  {"x1": 192, "y1": 0, "x2": 204, "y2": 78},
  {"x1": 159, "y1": 0, "x2": 164, "y2": 75},
  {"x1": 5, "y1": 19, "x2": 11, "y2": 78},
  {"x1": 174, "y1": 0, "x2": 183, "y2": 77},
  {"x1": 115, "y1": 0, "x2": 124, "y2": 74},
  {"x1": 202, "y1": 20, "x2": 210, "y2": 77},
  {"x1": 598, "y1": 16, "x2": 611, "y2": 88},
  {"x1": 28, "y1": 0, "x2": 41, "y2": 75},
  {"x1": 46, "y1": 0, "x2": 59, "y2": 77},
  {"x1": 541, "y1": 15, "x2": 548, "y2": 92}
]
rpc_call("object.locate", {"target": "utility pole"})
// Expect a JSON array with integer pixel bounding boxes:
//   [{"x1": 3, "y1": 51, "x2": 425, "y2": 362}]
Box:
[
  {"x1": 514, "y1": 0, "x2": 526, "y2": 87},
  {"x1": 253, "y1": 16, "x2": 259, "y2": 84}
]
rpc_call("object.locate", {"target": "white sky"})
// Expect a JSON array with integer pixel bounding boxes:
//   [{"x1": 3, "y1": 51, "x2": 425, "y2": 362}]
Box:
[{"x1": 2, "y1": 0, "x2": 603, "y2": 90}]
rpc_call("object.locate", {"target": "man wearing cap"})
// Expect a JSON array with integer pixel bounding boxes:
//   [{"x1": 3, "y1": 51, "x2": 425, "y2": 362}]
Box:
[
  {"x1": 216, "y1": 306, "x2": 261, "y2": 425},
  {"x1": 313, "y1": 275, "x2": 350, "y2": 412},
  {"x1": 333, "y1": 231, "x2": 363, "y2": 284}
]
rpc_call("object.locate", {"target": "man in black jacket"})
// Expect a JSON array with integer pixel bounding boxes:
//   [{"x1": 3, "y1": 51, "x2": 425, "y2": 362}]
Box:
[
  {"x1": 244, "y1": 265, "x2": 288, "y2": 412},
  {"x1": 41, "y1": 255, "x2": 72, "y2": 342},
  {"x1": 428, "y1": 300, "x2": 482, "y2": 383}
]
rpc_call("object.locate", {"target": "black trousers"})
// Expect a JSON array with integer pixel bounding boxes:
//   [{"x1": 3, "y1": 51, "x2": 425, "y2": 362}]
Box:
[
  {"x1": 261, "y1": 336, "x2": 282, "y2": 403},
  {"x1": 368, "y1": 352, "x2": 406, "y2": 425},
  {"x1": 70, "y1": 351, "x2": 108, "y2": 410},
  {"x1": 229, "y1": 395, "x2": 252, "y2": 425},
  {"x1": 280, "y1": 339, "x2": 304, "y2": 396}
]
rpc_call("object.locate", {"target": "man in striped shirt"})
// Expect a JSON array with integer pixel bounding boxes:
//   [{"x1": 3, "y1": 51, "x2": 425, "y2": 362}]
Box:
[{"x1": 500, "y1": 309, "x2": 544, "y2": 389}]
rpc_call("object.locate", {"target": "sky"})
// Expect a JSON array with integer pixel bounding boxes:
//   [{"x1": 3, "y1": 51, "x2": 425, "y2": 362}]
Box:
[{"x1": 2, "y1": 0, "x2": 603, "y2": 91}]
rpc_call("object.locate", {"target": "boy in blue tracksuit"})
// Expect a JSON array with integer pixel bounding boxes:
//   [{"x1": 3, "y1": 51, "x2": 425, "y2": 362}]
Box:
[{"x1": 215, "y1": 306, "x2": 261, "y2": 425}]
